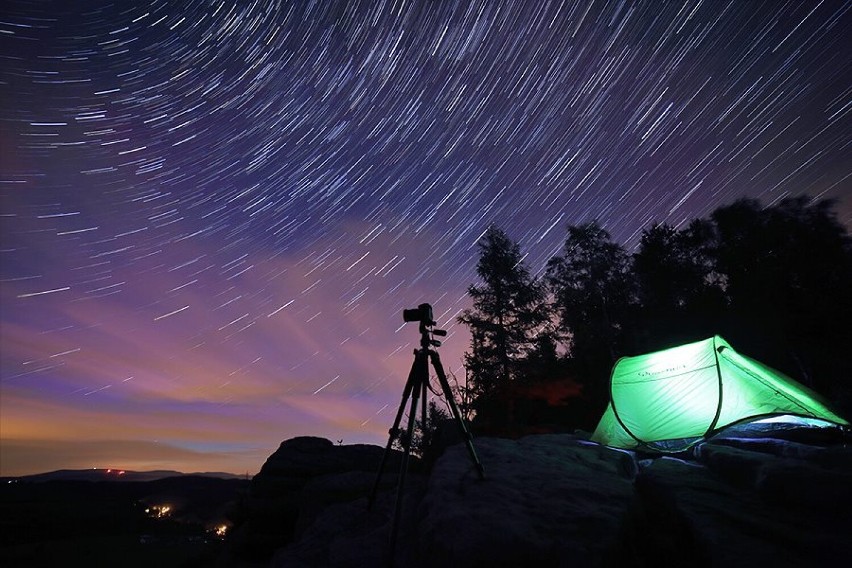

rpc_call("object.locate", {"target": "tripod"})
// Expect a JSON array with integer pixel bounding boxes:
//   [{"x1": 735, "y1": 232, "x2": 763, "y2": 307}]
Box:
[{"x1": 368, "y1": 304, "x2": 485, "y2": 562}]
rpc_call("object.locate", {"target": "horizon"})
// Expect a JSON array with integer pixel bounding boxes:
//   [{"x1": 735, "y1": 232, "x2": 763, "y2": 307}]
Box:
[
  {"x1": 2, "y1": 466, "x2": 246, "y2": 478},
  {"x1": 2, "y1": 1, "x2": 850, "y2": 477}
]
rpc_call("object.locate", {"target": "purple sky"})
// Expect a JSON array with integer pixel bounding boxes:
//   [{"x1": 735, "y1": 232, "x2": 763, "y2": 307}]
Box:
[{"x1": 1, "y1": 0, "x2": 850, "y2": 476}]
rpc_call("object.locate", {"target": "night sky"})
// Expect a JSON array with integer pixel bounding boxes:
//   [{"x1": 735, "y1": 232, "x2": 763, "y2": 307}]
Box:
[{"x1": 1, "y1": 1, "x2": 850, "y2": 476}]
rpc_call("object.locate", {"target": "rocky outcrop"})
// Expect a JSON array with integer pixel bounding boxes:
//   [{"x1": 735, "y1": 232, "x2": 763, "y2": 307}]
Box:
[
  {"x1": 632, "y1": 430, "x2": 852, "y2": 567},
  {"x1": 417, "y1": 435, "x2": 637, "y2": 567},
  {"x1": 245, "y1": 431, "x2": 852, "y2": 567},
  {"x1": 273, "y1": 435, "x2": 637, "y2": 567},
  {"x1": 229, "y1": 436, "x2": 403, "y2": 560}
]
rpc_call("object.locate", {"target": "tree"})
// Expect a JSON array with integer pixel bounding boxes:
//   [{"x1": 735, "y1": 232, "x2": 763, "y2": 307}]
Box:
[
  {"x1": 393, "y1": 401, "x2": 450, "y2": 460},
  {"x1": 632, "y1": 219, "x2": 726, "y2": 349},
  {"x1": 546, "y1": 221, "x2": 634, "y2": 404},
  {"x1": 711, "y1": 197, "x2": 852, "y2": 397},
  {"x1": 458, "y1": 226, "x2": 548, "y2": 400}
]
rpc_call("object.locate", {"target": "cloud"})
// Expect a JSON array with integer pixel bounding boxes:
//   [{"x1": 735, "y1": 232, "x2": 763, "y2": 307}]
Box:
[{"x1": 1, "y1": 216, "x2": 475, "y2": 475}]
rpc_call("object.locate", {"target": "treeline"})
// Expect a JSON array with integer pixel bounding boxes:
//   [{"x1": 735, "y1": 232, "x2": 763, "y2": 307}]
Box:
[{"x1": 457, "y1": 196, "x2": 852, "y2": 431}]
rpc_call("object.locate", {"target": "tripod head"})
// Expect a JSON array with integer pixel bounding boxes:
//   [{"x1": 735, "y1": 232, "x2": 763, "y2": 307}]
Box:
[{"x1": 402, "y1": 303, "x2": 447, "y2": 348}]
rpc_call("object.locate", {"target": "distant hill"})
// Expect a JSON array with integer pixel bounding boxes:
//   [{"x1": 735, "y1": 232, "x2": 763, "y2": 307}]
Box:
[{"x1": 2, "y1": 468, "x2": 244, "y2": 483}]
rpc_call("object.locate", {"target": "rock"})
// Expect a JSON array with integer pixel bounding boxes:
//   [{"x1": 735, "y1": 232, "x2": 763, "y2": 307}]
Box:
[
  {"x1": 273, "y1": 434, "x2": 637, "y2": 568},
  {"x1": 253, "y1": 431, "x2": 852, "y2": 567},
  {"x1": 230, "y1": 436, "x2": 403, "y2": 561},
  {"x1": 637, "y1": 449, "x2": 852, "y2": 566},
  {"x1": 416, "y1": 435, "x2": 636, "y2": 567},
  {"x1": 296, "y1": 470, "x2": 383, "y2": 536},
  {"x1": 272, "y1": 473, "x2": 429, "y2": 568},
  {"x1": 258, "y1": 436, "x2": 384, "y2": 479}
]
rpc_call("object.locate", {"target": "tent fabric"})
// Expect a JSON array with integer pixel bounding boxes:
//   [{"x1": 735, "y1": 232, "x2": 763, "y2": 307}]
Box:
[{"x1": 591, "y1": 336, "x2": 849, "y2": 450}]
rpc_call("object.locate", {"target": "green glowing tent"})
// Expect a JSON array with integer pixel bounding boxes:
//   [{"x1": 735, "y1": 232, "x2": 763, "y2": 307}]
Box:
[{"x1": 592, "y1": 336, "x2": 849, "y2": 450}]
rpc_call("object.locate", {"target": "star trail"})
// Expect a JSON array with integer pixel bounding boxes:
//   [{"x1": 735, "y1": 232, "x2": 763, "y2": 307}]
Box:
[{"x1": 1, "y1": 0, "x2": 850, "y2": 476}]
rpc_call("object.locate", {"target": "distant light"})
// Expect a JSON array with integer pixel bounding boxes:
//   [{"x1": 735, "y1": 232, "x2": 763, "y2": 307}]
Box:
[{"x1": 146, "y1": 504, "x2": 172, "y2": 518}]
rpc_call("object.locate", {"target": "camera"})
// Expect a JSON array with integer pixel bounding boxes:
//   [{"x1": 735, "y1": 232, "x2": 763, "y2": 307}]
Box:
[
  {"x1": 402, "y1": 303, "x2": 435, "y2": 325},
  {"x1": 403, "y1": 303, "x2": 446, "y2": 342}
]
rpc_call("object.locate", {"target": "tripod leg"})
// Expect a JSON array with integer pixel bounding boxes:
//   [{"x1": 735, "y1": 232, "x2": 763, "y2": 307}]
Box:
[
  {"x1": 389, "y1": 352, "x2": 426, "y2": 564},
  {"x1": 421, "y1": 368, "x2": 428, "y2": 433},
  {"x1": 368, "y1": 354, "x2": 420, "y2": 510},
  {"x1": 429, "y1": 350, "x2": 485, "y2": 479}
]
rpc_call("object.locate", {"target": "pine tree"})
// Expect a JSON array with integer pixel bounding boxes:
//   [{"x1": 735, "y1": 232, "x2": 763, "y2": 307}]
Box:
[{"x1": 458, "y1": 226, "x2": 548, "y2": 400}]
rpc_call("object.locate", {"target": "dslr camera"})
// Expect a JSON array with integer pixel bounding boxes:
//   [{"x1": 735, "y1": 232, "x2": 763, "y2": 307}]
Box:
[
  {"x1": 402, "y1": 303, "x2": 435, "y2": 326},
  {"x1": 402, "y1": 303, "x2": 446, "y2": 343}
]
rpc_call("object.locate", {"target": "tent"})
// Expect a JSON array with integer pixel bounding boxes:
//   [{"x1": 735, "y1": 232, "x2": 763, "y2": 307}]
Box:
[{"x1": 592, "y1": 335, "x2": 849, "y2": 450}]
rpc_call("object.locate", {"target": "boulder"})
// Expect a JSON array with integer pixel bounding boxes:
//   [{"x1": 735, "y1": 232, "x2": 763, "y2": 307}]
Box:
[
  {"x1": 272, "y1": 473, "x2": 428, "y2": 568},
  {"x1": 231, "y1": 436, "x2": 402, "y2": 560},
  {"x1": 256, "y1": 431, "x2": 852, "y2": 567},
  {"x1": 416, "y1": 435, "x2": 636, "y2": 567},
  {"x1": 274, "y1": 434, "x2": 637, "y2": 567},
  {"x1": 636, "y1": 443, "x2": 852, "y2": 566}
]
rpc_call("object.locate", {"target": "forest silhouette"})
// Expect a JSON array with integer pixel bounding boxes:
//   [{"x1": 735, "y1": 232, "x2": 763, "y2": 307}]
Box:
[{"x1": 458, "y1": 197, "x2": 852, "y2": 433}]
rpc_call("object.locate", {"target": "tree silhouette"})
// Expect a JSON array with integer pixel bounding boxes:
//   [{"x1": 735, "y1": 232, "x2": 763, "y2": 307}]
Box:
[
  {"x1": 546, "y1": 221, "x2": 634, "y2": 407},
  {"x1": 457, "y1": 198, "x2": 852, "y2": 429},
  {"x1": 712, "y1": 197, "x2": 852, "y2": 398},
  {"x1": 633, "y1": 219, "x2": 725, "y2": 350},
  {"x1": 458, "y1": 226, "x2": 548, "y2": 401}
]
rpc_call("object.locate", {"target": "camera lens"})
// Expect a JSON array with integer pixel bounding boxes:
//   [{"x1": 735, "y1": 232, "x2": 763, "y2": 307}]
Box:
[{"x1": 402, "y1": 308, "x2": 421, "y2": 322}]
